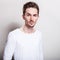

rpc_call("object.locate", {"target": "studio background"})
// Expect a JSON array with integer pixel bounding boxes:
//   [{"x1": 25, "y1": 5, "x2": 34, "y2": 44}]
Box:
[{"x1": 0, "y1": 0, "x2": 60, "y2": 60}]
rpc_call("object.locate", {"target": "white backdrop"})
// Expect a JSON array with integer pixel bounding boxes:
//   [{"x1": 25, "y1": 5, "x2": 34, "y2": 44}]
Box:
[{"x1": 0, "y1": 0, "x2": 60, "y2": 60}]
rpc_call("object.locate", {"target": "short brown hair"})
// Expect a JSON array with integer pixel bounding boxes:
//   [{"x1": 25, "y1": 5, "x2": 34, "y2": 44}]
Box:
[{"x1": 23, "y1": 1, "x2": 39, "y2": 15}]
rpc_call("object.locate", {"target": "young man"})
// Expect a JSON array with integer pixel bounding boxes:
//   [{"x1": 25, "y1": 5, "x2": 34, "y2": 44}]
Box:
[{"x1": 3, "y1": 1, "x2": 43, "y2": 60}]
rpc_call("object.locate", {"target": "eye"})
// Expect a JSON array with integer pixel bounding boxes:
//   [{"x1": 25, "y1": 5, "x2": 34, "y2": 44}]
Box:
[
  {"x1": 33, "y1": 14, "x2": 37, "y2": 17},
  {"x1": 27, "y1": 14, "x2": 30, "y2": 16}
]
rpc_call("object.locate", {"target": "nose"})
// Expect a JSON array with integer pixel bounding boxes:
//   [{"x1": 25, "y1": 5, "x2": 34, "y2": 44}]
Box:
[{"x1": 30, "y1": 16, "x2": 33, "y2": 20}]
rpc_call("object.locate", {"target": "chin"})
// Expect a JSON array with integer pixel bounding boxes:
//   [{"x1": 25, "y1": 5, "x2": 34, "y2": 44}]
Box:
[
  {"x1": 26, "y1": 23, "x2": 35, "y2": 28},
  {"x1": 29, "y1": 24, "x2": 35, "y2": 28}
]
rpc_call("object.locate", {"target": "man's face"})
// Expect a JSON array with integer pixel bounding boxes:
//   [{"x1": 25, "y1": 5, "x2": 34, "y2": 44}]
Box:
[{"x1": 23, "y1": 7, "x2": 39, "y2": 28}]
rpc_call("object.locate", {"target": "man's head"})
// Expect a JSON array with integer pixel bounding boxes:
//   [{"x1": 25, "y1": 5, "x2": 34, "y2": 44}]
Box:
[
  {"x1": 23, "y1": 1, "x2": 39, "y2": 15},
  {"x1": 22, "y1": 1, "x2": 39, "y2": 28}
]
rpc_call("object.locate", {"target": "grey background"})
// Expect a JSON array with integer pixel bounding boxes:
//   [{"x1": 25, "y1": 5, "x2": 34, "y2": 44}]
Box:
[{"x1": 0, "y1": 0, "x2": 60, "y2": 60}]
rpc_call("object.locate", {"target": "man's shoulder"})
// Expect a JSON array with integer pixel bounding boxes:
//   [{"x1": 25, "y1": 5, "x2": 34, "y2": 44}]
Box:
[
  {"x1": 36, "y1": 29, "x2": 42, "y2": 34},
  {"x1": 8, "y1": 28, "x2": 20, "y2": 36}
]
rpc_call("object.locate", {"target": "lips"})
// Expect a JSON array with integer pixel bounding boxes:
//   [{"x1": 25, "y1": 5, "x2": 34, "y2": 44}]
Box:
[
  {"x1": 30, "y1": 21, "x2": 33, "y2": 23},
  {"x1": 30, "y1": 21, "x2": 34, "y2": 25}
]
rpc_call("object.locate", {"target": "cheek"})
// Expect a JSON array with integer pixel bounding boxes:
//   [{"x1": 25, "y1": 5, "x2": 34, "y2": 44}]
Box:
[
  {"x1": 34, "y1": 17, "x2": 38, "y2": 22},
  {"x1": 24, "y1": 16, "x2": 30, "y2": 21}
]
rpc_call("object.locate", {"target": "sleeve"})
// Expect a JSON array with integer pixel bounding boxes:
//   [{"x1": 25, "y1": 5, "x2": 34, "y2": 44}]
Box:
[
  {"x1": 3, "y1": 32, "x2": 16, "y2": 60},
  {"x1": 39, "y1": 32, "x2": 44, "y2": 60}
]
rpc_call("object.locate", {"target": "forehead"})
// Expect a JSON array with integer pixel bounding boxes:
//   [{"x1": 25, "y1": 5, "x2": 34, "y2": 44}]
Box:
[{"x1": 25, "y1": 7, "x2": 38, "y2": 14}]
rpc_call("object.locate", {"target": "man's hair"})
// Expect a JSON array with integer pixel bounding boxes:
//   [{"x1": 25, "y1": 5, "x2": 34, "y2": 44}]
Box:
[{"x1": 23, "y1": 1, "x2": 39, "y2": 15}]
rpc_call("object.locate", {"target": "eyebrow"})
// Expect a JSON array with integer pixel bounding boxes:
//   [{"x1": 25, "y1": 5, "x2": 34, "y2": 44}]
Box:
[{"x1": 26, "y1": 12, "x2": 38, "y2": 15}]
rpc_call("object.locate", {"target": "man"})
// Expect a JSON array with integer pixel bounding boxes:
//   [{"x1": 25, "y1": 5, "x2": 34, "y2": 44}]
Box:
[{"x1": 3, "y1": 1, "x2": 43, "y2": 60}]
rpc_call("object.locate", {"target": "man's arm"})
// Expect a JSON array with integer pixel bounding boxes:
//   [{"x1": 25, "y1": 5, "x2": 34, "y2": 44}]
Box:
[
  {"x1": 39, "y1": 32, "x2": 44, "y2": 60},
  {"x1": 3, "y1": 32, "x2": 16, "y2": 60}
]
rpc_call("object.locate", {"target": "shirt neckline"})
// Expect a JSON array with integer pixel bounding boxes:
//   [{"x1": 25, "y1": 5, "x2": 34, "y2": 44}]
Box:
[{"x1": 18, "y1": 28, "x2": 38, "y2": 35}]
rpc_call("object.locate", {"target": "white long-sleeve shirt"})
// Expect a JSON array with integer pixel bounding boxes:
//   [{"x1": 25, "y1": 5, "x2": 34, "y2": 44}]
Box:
[{"x1": 3, "y1": 28, "x2": 43, "y2": 60}]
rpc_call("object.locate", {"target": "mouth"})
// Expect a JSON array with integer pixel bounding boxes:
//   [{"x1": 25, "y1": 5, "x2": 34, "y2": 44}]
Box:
[
  {"x1": 30, "y1": 21, "x2": 33, "y2": 24},
  {"x1": 28, "y1": 21, "x2": 35, "y2": 26},
  {"x1": 29, "y1": 21, "x2": 34, "y2": 24}
]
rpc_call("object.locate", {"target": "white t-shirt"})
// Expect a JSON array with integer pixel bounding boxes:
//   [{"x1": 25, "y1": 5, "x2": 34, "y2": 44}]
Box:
[{"x1": 3, "y1": 28, "x2": 43, "y2": 60}]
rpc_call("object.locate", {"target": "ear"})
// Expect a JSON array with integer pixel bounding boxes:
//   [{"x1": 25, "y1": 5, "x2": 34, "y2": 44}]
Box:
[{"x1": 22, "y1": 15, "x2": 25, "y2": 20}]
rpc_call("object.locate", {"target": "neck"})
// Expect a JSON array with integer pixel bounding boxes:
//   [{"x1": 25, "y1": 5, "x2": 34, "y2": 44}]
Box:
[{"x1": 22, "y1": 25, "x2": 35, "y2": 33}]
